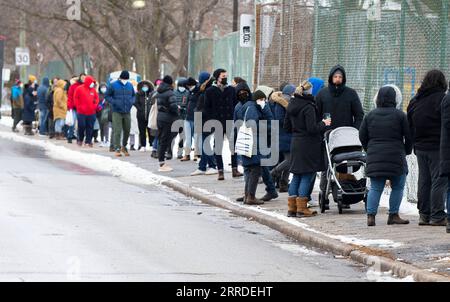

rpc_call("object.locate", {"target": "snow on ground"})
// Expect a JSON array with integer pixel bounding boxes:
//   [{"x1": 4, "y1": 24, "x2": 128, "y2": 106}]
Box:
[{"x1": 366, "y1": 269, "x2": 415, "y2": 282}]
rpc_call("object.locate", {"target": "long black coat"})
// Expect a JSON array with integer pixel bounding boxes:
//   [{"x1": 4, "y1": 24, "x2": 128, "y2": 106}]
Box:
[
  {"x1": 135, "y1": 81, "x2": 154, "y2": 122},
  {"x1": 359, "y1": 86, "x2": 413, "y2": 178},
  {"x1": 440, "y1": 93, "x2": 450, "y2": 177},
  {"x1": 23, "y1": 84, "x2": 38, "y2": 123},
  {"x1": 284, "y1": 94, "x2": 326, "y2": 174},
  {"x1": 156, "y1": 82, "x2": 179, "y2": 124},
  {"x1": 316, "y1": 65, "x2": 365, "y2": 130},
  {"x1": 204, "y1": 84, "x2": 237, "y2": 127}
]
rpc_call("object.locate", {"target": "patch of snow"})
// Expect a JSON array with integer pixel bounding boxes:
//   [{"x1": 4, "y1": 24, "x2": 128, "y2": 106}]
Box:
[
  {"x1": 380, "y1": 190, "x2": 419, "y2": 216},
  {"x1": 329, "y1": 236, "x2": 402, "y2": 249},
  {"x1": 366, "y1": 269, "x2": 415, "y2": 282},
  {"x1": 271, "y1": 242, "x2": 323, "y2": 257}
]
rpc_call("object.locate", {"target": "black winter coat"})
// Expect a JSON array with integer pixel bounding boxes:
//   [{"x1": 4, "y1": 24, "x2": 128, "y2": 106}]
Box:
[
  {"x1": 359, "y1": 87, "x2": 413, "y2": 178},
  {"x1": 135, "y1": 81, "x2": 155, "y2": 122},
  {"x1": 440, "y1": 93, "x2": 450, "y2": 177},
  {"x1": 156, "y1": 82, "x2": 179, "y2": 124},
  {"x1": 407, "y1": 88, "x2": 446, "y2": 152},
  {"x1": 316, "y1": 65, "x2": 364, "y2": 130},
  {"x1": 23, "y1": 84, "x2": 38, "y2": 123},
  {"x1": 284, "y1": 94, "x2": 326, "y2": 174},
  {"x1": 204, "y1": 84, "x2": 237, "y2": 127}
]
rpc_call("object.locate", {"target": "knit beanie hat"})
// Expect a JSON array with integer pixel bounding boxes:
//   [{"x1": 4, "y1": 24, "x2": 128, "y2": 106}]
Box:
[
  {"x1": 252, "y1": 90, "x2": 267, "y2": 101},
  {"x1": 282, "y1": 84, "x2": 296, "y2": 96},
  {"x1": 198, "y1": 71, "x2": 211, "y2": 85},
  {"x1": 28, "y1": 75, "x2": 37, "y2": 83},
  {"x1": 119, "y1": 70, "x2": 130, "y2": 80},
  {"x1": 163, "y1": 75, "x2": 174, "y2": 85}
]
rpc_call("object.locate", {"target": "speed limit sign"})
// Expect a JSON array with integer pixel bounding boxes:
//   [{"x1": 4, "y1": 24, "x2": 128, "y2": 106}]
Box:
[{"x1": 15, "y1": 47, "x2": 30, "y2": 66}]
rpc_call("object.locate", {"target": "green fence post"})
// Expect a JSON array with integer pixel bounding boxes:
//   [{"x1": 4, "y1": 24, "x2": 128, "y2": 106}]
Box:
[
  {"x1": 399, "y1": 0, "x2": 407, "y2": 110},
  {"x1": 440, "y1": 0, "x2": 449, "y2": 71},
  {"x1": 337, "y1": 0, "x2": 345, "y2": 64}
]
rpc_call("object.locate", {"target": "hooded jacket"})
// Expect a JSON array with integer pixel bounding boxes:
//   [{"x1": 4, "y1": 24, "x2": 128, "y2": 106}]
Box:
[
  {"x1": 74, "y1": 76, "x2": 99, "y2": 116},
  {"x1": 284, "y1": 93, "x2": 326, "y2": 174},
  {"x1": 53, "y1": 80, "x2": 68, "y2": 120},
  {"x1": 407, "y1": 87, "x2": 446, "y2": 152},
  {"x1": 359, "y1": 86, "x2": 413, "y2": 178},
  {"x1": 23, "y1": 83, "x2": 38, "y2": 123},
  {"x1": 37, "y1": 77, "x2": 50, "y2": 110},
  {"x1": 106, "y1": 79, "x2": 136, "y2": 114},
  {"x1": 440, "y1": 94, "x2": 450, "y2": 176},
  {"x1": 316, "y1": 65, "x2": 364, "y2": 130},
  {"x1": 156, "y1": 82, "x2": 179, "y2": 123},
  {"x1": 270, "y1": 91, "x2": 292, "y2": 153},
  {"x1": 67, "y1": 80, "x2": 83, "y2": 111},
  {"x1": 134, "y1": 80, "x2": 154, "y2": 121},
  {"x1": 233, "y1": 82, "x2": 252, "y2": 122},
  {"x1": 11, "y1": 85, "x2": 24, "y2": 109}
]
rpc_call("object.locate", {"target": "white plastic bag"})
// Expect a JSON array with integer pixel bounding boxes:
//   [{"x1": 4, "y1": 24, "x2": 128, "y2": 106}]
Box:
[
  {"x1": 148, "y1": 102, "x2": 158, "y2": 130},
  {"x1": 65, "y1": 110, "x2": 74, "y2": 127}
]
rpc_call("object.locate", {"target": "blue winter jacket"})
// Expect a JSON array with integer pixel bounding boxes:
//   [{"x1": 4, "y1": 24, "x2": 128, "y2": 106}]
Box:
[
  {"x1": 235, "y1": 100, "x2": 273, "y2": 167},
  {"x1": 269, "y1": 92, "x2": 292, "y2": 153},
  {"x1": 37, "y1": 77, "x2": 49, "y2": 110},
  {"x1": 105, "y1": 80, "x2": 136, "y2": 114}
]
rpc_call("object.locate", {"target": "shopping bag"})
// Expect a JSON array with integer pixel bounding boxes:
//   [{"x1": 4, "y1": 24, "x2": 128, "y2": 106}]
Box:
[
  {"x1": 65, "y1": 110, "x2": 74, "y2": 126},
  {"x1": 235, "y1": 108, "x2": 254, "y2": 158},
  {"x1": 148, "y1": 102, "x2": 158, "y2": 130}
]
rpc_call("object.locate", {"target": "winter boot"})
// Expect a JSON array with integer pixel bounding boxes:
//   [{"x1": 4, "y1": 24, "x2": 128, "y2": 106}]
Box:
[
  {"x1": 180, "y1": 155, "x2": 191, "y2": 162},
  {"x1": 287, "y1": 197, "x2": 297, "y2": 217},
  {"x1": 387, "y1": 214, "x2": 410, "y2": 225},
  {"x1": 296, "y1": 197, "x2": 317, "y2": 217},
  {"x1": 279, "y1": 180, "x2": 289, "y2": 193},
  {"x1": 244, "y1": 194, "x2": 264, "y2": 206},
  {"x1": 367, "y1": 214, "x2": 376, "y2": 227},
  {"x1": 121, "y1": 147, "x2": 130, "y2": 157},
  {"x1": 260, "y1": 191, "x2": 279, "y2": 202},
  {"x1": 218, "y1": 170, "x2": 225, "y2": 181},
  {"x1": 236, "y1": 194, "x2": 246, "y2": 202},
  {"x1": 232, "y1": 168, "x2": 243, "y2": 178}
]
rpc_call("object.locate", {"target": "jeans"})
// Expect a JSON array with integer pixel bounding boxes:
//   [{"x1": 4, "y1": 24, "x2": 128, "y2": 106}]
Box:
[
  {"x1": 367, "y1": 174, "x2": 407, "y2": 216},
  {"x1": 262, "y1": 166, "x2": 277, "y2": 194},
  {"x1": 183, "y1": 120, "x2": 195, "y2": 155},
  {"x1": 198, "y1": 132, "x2": 216, "y2": 172},
  {"x1": 67, "y1": 110, "x2": 77, "y2": 140},
  {"x1": 244, "y1": 165, "x2": 262, "y2": 196},
  {"x1": 77, "y1": 114, "x2": 96, "y2": 145},
  {"x1": 213, "y1": 129, "x2": 237, "y2": 171},
  {"x1": 39, "y1": 109, "x2": 49, "y2": 134},
  {"x1": 416, "y1": 150, "x2": 448, "y2": 222},
  {"x1": 112, "y1": 112, "x2": 131, "y2": 151},
  {"x1": 289, "y1": 173, "x2": 315, "y2": 197},
  {"x1": 54, "y1": 118, "x2": 65, "y2": 133}
]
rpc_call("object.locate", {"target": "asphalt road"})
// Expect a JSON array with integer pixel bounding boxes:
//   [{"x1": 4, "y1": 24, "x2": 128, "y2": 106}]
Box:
[{"x1": 0, "y1": 138, "x2": 369, "y2": 282}]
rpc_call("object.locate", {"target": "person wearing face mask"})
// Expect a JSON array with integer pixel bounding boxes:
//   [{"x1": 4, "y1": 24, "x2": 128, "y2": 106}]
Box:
[
  {"x1": 316, "y1": 65, "x2": 364, "y2": 210},
  {"x1": 135, "y1": 80, "x2": 155, "y2": 152},
  {"x1": 179, "y1": 77, "x2": 198, "y2": 161},
  {"x1": 105, "y1": 70, "x2": 136, "y2": 157},
  {"x1": 66, "y1": 73, "x2": 86, "y2": 143},
  {"x1": 52, "y1": 80, "x2": 68, "y2": 140},
  {"x1": 97, "y1": 83, "x2": 111, "y2": 147},
  {"x1": 174, "y1": 78, "x2": 190, "y2": 159},
  {"x1": 204, "y1": 68, "x2": 242, "y2": 181},
  {"x1": 74, "y1": 76, "x2": 100, "y2": 147}
]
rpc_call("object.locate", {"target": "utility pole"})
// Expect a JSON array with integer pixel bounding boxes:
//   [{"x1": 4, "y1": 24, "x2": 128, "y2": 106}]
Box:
[
  {"x1": 20, "y1": 10, "x2": 27, "y2": 82},
  {"x1": 0, "y1": 35, "x2": 5, "y2": 116},
  {"x1": 233, "y1": 0, "x2": 239, "y2": 32}
]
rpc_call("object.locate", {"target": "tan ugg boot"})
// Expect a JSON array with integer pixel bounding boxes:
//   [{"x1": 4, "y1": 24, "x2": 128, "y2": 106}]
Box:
[
  {"x1": 287, "y1": 197, "x2": 297, "y2": 217},
  {"x1": 296, "y1": 197, "x2": 318, "y2": 217}
]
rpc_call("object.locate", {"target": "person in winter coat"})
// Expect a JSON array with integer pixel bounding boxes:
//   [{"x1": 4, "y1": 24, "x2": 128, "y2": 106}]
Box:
[
  {"x1": 284, "y1": 81, "x2": 329, "y2": 218},
  {"x1": 67, "y1": 73, "x2": 86, "y2": 143},
  {"x1": 316, "y1": 65, "x2": 365, "y2": 209},
  {"x1": 173, "y1": 78, "x2": 190, "y2": 159},
  {"x1": 180, "y1": 77, "x2": 198, "y2": 161},
  {"x1": 204, "y1": 68, "x2": 242, "y2": 181},
  {"x1": 360, "y1": 85, "x2": 413, "y2": 227},
  {"x1": 11, "y1": 80, "x2": 24, "y2": 132},
  {"x1": 37, "y1": 77, "x2": 50, "y2": 135},
  {"x1": 190, "y1": 72, "x2": 218, "y2": 176},
  {"x1": 134, "y1": 80, "x2": 155, "y2": 151},
  {"x1": 408, "y1": 69, "x2": 448, "y2": 227},
  {"x1": 97, "y1": 83, "x2": 110, "y2": 147},
  {"x1": 440, "y1": 91, "x2": 450, "y2": 233},
  {"x1": 105, "y1": 70, "x2": 136, "y2": 157},
  {"x1": 47, "y1": 78, "x2": 60, "y2": 139},
  {"x1": 156, "y1": 75, "x2": 179, "y2": 172},
  {"x1": 74, "y1": 76, "x2": 100, "y2": 147},
  {"x1": 23, "y1": 75, "x2": 39, "y2": 136},
  {"x1": 235, "y1": 89, "x2": 273, "y2": 205},
  {"x1": 269, "y1": 84, "x2": 295, "y2": 193},
  {"x1": 52, "y1": 80, "x2": 68, "y2": 140}
]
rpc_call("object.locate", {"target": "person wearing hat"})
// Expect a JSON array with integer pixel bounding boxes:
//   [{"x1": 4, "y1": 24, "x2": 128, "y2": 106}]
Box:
[
  {"x1": 190, "y1": 72, "x2": 218, "y2": 176},
  {"x1": 204, "y1": 68, "x2": 242, "y2": 181},
  {"x1": 284, "y1": 80, "x2": 331, "y2": 218},
  {"x1": 155, "y1": 75, "x2": 179, "y2": 172},
  {"x1": 180, "y1": 77, "x2": 199, "y2": 162},
  {"x1": 67, "y1": 73, "x2": 86, "y2": 143},
  {"x1": 360, "y1": 85, "x2": 413, "y2": 227},
  {"x1": 234, "y1": 89, "x2": 274, "y2": 205},
  {"x1": 105, "y1": 70, "x2": 136, "y2": 157},
  {"x1": 11, "y1": 80, "x2": 24, "y2": 132},
  {"x1": 22, "y1": 75, "x2": 39, "y2": 135},
  {"x1": 316, "y1": 65, "x2": 364, "y2": 210}
]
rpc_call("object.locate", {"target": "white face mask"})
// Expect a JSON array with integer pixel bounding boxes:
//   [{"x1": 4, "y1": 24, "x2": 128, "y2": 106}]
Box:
[
  {"x1": 90, "y1": 83, "x2": 95, "y2": 89},
  {"x1": 100, "y1": 87, "x2": 107, "y2": 94},
  {"x1": 178, "y1": 87, "x2": 186, "y2": 93},
  {"x1": 121, "y1": 80, "x2": 128, "y2": 85}
]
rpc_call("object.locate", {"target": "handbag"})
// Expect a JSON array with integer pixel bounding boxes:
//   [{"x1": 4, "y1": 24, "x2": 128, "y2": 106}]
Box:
[{"x1": 235, "y1": 108, "x2": 254, "y2": 158}]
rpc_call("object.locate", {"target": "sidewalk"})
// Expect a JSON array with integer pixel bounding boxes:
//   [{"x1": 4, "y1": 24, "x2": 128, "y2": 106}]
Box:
[{"x1": 0, "y1": 120, "x2": 448, "y2": 281}]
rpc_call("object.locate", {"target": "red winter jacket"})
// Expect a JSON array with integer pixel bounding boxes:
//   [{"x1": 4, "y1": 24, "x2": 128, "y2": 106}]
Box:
[
  {"x1": 74, "y1": 76, "x2": 99, "y2": 116},
  {"x1": 67, "y1": 81, "x2": 83, "y2": 110}
]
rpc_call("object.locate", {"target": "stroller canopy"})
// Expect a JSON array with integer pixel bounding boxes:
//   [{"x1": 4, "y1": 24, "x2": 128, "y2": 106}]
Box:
[{"x1": 328, "y1": 127, "x2": 362, "y2": 153}]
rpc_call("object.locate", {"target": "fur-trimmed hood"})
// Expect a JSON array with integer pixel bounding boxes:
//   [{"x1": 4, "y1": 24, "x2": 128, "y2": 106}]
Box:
[{"x1": 270, "y1": 91, "x2": 289, "y2": 109}]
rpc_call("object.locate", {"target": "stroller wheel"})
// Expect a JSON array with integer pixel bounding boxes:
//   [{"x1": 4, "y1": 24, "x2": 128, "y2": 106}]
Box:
[
  {"x1": 337, "y1": 200, "x2": 343, "y2": 214},
  {"x1": 319, "y1": 192, "x2": 328, "y2": 213}
]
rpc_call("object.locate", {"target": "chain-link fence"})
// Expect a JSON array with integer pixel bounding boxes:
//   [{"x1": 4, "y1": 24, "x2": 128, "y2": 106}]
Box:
[
  {"x1": 188, "y1": 32, "x2": 254, "y2": 84},
  {"x1": 253, "y1": 0, "x2": 450, "y2": 203}
]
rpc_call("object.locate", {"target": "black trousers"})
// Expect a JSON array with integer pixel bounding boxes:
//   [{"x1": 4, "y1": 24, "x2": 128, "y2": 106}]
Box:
[
  {"x1": 245, "y1": 165, "x2": 262, "y2": 196},
  {"x1": 157, "y1": 120, "x2": 174, "y2": 163},
  {"x1": 138, "y1": 117, "x2": 154, "y2": 148}
]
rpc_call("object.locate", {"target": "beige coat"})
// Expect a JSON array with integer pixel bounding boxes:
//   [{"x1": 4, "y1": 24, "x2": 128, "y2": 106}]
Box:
[{"x1": 53, "y1": 80, "x2": 68, "y2": 120}]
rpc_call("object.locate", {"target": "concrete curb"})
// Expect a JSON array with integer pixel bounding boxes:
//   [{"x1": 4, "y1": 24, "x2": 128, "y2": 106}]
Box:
[{"x1": 163, "y1": 179, "x2": 450, "y2": 282}]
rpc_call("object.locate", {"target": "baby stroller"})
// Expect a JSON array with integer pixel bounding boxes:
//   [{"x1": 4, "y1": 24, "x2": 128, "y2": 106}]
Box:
[{"x1": 319, "y1": 127, "x2": 368, "y2": 214}]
